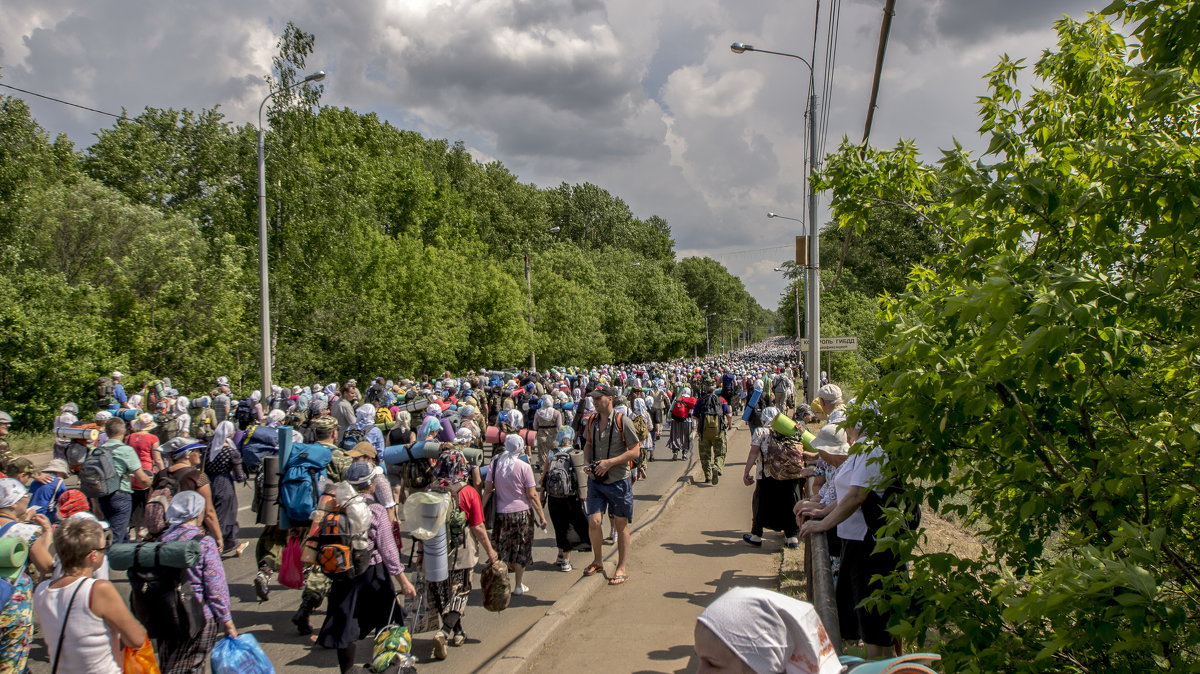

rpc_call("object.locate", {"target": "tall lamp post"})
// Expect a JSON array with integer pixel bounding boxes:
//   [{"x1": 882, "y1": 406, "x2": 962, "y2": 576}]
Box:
[
  {"x1": 257, "y1": 70, "x2": 326, "y2": 398},
  {"x1": 704, "y1": 312, "x2": 717, "y2": 355},
  {"x1": 733, "y1": 42, "x2": 821, "y2": 405},
  {"x1": 775, "y1": 260, "x2": 803, "y2": 348},
  {"x1": 525, "y1": 226, "x2": 561, "y2": 372}
]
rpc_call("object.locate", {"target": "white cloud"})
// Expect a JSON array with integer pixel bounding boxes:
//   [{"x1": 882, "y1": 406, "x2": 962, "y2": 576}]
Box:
[{"x1": 0, "y1": 0, "x2": 1106, "y2": 306}]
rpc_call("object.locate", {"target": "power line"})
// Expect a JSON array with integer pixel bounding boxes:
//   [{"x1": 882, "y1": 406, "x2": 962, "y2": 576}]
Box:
[{"x1": 0, "y1": 82, "x2": 134, "y2": 122}]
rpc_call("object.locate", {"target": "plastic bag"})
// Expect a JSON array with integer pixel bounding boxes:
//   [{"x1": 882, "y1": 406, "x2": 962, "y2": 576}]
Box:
[
  {"x1": 279, "y1": 536, "x2": 303, "y2": 589},
  {"x1": 211, "y1": 634, "x2": 274, "y2": 674},
  {"x1": 123, "y1": 638, "x2": 161, "y2": 674}
]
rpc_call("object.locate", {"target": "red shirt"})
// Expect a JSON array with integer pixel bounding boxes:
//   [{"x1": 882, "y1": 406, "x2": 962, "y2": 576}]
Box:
[
  {"x1": 127, "y1": 432, "x2": 159, "y2": 472},
  {"x1": 457, "y1": 484, "x2": 485, "y2": 527}
]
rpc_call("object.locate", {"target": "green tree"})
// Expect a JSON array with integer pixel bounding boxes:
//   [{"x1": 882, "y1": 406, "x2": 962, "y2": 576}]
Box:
[{"x1": 818, "y1": 5, "x2": 1200, "y2": 670}]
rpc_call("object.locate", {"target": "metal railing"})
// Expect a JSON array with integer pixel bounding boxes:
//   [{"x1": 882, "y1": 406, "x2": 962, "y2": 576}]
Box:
[{"x1": 804, "y1": 478, "x2": 841, "y2": 648}]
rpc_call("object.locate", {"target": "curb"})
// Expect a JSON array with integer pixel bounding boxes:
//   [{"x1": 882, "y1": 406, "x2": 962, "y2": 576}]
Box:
[{"x1": 485, "y1": 451, "x2": 700, "y2": 674}]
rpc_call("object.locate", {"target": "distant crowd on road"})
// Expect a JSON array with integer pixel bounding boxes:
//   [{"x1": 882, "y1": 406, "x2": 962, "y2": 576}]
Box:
[{"x1": 0, "y1": 336, "x2": 930, "y2": 674}]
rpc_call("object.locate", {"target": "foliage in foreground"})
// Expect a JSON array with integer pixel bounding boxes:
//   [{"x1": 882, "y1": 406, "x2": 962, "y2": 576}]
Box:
[{"x1": 820, "y1": 4, "x2": 1200, "y2": 671}]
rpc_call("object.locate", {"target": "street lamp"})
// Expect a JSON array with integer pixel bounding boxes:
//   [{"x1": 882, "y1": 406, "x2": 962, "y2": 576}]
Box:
[
  {"x1": 774, "y1": 262, "x2": 803, "y2": 345},
  {"x1": 704, "y1": 312, "x2": 717, "y2": 356},
  {"x1": 768, "y1": 212, "x2": 802, "y2": 223},
  {"x1": 733, "y1": 41, "x2": 821, "y2": 404},
  {"x1": 257, "y1": 69, "x2": 325, "y2": 398},
  {"x1": 525, "y1": 227, "x2": 561, "y2": 372}
]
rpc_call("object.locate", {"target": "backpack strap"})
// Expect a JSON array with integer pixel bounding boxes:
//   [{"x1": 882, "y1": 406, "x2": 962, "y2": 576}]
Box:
[
  {"x1": 0, "y1": 521, "x2": 19, "y2": 537},
  {"x1": 50, "y1": 579, "x2": 87, "y2": 674}
]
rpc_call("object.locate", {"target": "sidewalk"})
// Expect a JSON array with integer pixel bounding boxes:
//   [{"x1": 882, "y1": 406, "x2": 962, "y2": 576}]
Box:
[{"x1": 522, "y1": 431, "x2": 783, "y2": 673}]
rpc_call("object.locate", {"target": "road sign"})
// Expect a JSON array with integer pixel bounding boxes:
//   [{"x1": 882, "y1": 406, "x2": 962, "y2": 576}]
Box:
[{"x1": 798, "y1": 337, "x2": 858, "y2": 352}]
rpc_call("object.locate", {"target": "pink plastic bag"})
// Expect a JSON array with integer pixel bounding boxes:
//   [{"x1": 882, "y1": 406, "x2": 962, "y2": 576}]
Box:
[{"x1": 279, "y1": 536, "x2": 303, "y2": 589}]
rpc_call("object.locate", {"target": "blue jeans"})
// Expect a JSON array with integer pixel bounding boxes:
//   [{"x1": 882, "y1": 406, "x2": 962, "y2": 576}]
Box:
[
  {"x1": 99, "y1": 490, "x2": 133, "y2": 543},
  {"x1": 586, "y1": 477, "x2": 634, "y2": 520}
]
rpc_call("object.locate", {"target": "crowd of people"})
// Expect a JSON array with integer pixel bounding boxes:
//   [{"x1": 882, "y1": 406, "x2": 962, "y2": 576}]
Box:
[{"x1": 0, "y1": 337, "x2": 916, "y2": 673}]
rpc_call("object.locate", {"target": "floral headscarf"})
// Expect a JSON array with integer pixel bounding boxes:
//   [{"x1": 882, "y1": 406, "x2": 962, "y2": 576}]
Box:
[{"x1": 431, "y1": 448, "x2": 471, "y2": 490}]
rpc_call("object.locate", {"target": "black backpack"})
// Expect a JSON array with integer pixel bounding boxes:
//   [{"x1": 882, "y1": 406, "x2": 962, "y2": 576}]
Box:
[
  {"x1": 234, "y1": 398, "x2": 255, "y2": 430},
  {"x1": 95, "y1": 376, "x2": 116, "y2": 410},
  {"x1": 544, "y1": 452, "x2": 577, "y2": 498},
  {"x1": 128, "y1": 533, "x2": 206, "y2": 640}
]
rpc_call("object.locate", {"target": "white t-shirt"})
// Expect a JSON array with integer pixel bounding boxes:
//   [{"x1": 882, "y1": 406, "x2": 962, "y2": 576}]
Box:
[
  {"x1": 832, "y1": 444, "x2": 886, "y2": 541},
  {"x1": 750, "y1": 427, "x2": 770, "y2": 479}
]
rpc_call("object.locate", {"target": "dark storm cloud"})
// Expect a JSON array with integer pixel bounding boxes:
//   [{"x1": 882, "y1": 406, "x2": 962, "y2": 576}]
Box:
[{"x1": 882, "y1": 0, "x2": 1105, "y2": 47}]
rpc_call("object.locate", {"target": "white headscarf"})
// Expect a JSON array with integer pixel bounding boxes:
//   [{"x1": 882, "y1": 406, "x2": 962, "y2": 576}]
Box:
[
  {"x1": 355, "y1": 404, "x2": 377, "y2": 432},
  {"x1": 0, "y1": 479, "x2": 28, "y2": 509},
  {"x1": 536, "y1": 395, "x2": 558, "y2": 422},
  {"x1": 174, "y1": 396, "x2": 190, "y2": 418},
  {"x1": 208, "y1": 420, "x2": 236, "y2": 460},
  {"x1": 166, "y1": 490, "x2": 207, "y2": 526},
  {"x1": 632, "y1": 397, "x2": 649, "y2": 416},
  {"x1": 697, "y1": 587, "x2": 841, "y2": 674},
  {"x1": 491, "y1": 434, "x2": 526, "y2": 485},
  {"x1": 266, "y1": 409, "x2": 286, "y2": 427},
  {"x1": 250, "y1": 390, "x2": 262, "y2": 403}
]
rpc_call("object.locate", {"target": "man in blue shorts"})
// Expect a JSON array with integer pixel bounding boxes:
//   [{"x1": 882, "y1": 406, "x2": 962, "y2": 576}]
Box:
[{"x1": 581, "y1": 383, "x2": 641, "y2": 586}]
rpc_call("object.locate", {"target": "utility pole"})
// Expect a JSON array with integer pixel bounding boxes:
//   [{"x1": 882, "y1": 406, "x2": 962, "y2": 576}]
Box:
[{"x1": 806, "y1": 88, "x2": 820, "y2": 404}]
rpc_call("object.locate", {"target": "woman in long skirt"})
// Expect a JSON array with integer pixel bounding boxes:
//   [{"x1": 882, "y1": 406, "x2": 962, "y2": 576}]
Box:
[
  {"x1": 317, "y1": 463, "x2": 416, "y2": 673},
  {"x1": 741, "y1": 407, "x2": 802, "y2": 549},
  {"x1": 205, "y1": 421, "x2": 247, "y2": 556}
]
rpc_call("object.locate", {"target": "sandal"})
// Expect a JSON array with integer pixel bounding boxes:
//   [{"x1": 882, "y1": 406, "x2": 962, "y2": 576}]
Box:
[
  {"x1": 608, "y1": 574, "x2": 628, "y2": 586},
  {"x1": 582, "y1": 563, "x2": 604, "y2": 577}
]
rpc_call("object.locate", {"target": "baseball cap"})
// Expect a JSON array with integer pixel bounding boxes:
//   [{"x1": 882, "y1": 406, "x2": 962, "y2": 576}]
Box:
[{"x1": 589, "y1": 383, "x2": 617, "y2": 398}]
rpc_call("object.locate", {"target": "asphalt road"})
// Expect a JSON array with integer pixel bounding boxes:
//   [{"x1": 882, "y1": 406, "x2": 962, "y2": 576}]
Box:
[{"x1": 27, "y1": 432, "x2": 693, "y2": 673}]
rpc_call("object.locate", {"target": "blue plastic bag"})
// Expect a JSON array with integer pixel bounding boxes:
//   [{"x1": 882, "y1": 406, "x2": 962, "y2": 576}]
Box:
[{"x1": 211, "y1": 634, "x2": 274, "y2": 674}]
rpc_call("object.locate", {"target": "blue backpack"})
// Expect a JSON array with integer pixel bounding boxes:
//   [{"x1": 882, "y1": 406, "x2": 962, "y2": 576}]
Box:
[
  {"x1": 239, "y1": 425, "x2": 279, "y2": 471},
  {"x1": 279, "y1": 443, "x2": 332, "y2": 523}
]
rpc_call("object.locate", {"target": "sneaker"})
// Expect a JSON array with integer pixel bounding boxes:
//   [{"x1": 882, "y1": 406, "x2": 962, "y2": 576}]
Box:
[
  {"x1": 450, "y1": 631, "x2": 466, "y2": 647},
  {"x1": 743, "y1": 533, "x2": 763, "y2": 547},
  {"x1": 254, "y1": 571, "x2": 271, "y2": 602},
  {"x1": 560, "y1": 561, "x2": 573, "y2": 573},
  {"x1": 785, "y1": 537, "x2": 800, "y2": 549},
  {"x1": 432, "y1": 630, "x2": 448, "y2": 660},
  {"x1": 513, "y1": 584, "x2": 530, "y2": 595},
  {"x1": 672, "y1": 451, "x2": 680, "y2": 461}
]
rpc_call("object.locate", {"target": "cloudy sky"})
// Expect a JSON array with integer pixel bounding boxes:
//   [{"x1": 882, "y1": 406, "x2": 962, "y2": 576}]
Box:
[{"x1": 0, "y1": 0, "x2": 1102, "y2": 306}]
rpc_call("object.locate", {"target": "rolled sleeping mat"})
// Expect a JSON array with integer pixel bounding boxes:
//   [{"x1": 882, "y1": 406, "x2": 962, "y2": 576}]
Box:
[
  {"x1": 256, "y1": 455, "x2": 280, "y2": 526},
  {"x1": 108, "y1": 540, "x2": 202, "y2": 571},
  {"x1": 0, "y1": 538, "x2": 29, "y2": 578},
  {"x1": 379, "y1": 442, "x2": 482, "y2": 467},
  {"x1": 423, "y1": 525, "x2": 449, "y2": 583},
  {"x1": 771, "y1": 413, "x2": 798, "y2": 437},
  {"x1": 114, "y1": 409, "x2": 139, "y2": 423},
  {"x1": 277, "y1": 425, "x2": 295, "y2": 530},
  {"x1": 54, "y1": 426, "x2": 99, "y2": 443},
  {"x1": 799, "y1": 429, "x2": 816, "y2": 451},
  {"x1": 484, "y1": 426, "x2": 507, "y2": 445},
  {"x1": 519, "y1": 428, "x2": 537, "y2": 446},
  {"x1": 395, "y1": 398, "x2": 431, "y2": 415},
  {"x1": 742, "y1": 389, "x2": 762, "y2": 421},
  {"x1": 569, "y1": 449, "x2": 588, "y2": 501}
]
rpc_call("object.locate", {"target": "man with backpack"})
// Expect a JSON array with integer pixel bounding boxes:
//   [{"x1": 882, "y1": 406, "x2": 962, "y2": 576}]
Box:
[
  {"x1": 84, "y1": 417, "x2": 153, "y2": 543},
  {"x1": 693, "y1": 382, "x2": 733, "y2": 484},
  {"x1": 581, "y1": 383, "x2": 642, "y2": 586},
  {"x1": 212, "y1": 379, "x2": 232, "y2": 424}
]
